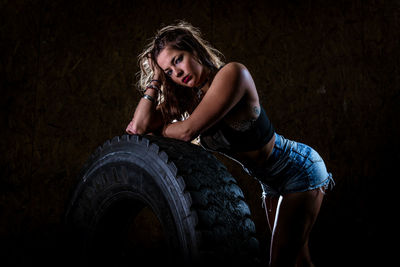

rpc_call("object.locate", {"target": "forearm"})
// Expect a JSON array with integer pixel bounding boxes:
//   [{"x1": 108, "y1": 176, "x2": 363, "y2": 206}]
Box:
[
  {"x1": 131, "y1": 89, "x2": 159, "y2": 133},
  {"x1": 127, "y1": 78, "x2": 165, "y2": 134},
  {"x1": 162, "y1": 120, "x2": 197, "y2": 142}
]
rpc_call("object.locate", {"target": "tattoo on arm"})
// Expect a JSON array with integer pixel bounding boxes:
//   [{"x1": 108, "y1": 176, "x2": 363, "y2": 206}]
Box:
[{"x1": 253, "y1": 106, "x2": 260, "y2": 117}]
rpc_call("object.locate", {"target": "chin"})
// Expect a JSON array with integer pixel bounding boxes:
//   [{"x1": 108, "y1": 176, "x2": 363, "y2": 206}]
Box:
[{"x1": 185, "y1": 81, "x2": 195, "y2": 88}]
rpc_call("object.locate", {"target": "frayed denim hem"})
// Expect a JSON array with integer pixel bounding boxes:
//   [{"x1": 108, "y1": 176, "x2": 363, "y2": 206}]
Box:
[{"x1": 260, "y1": 172, "x2": 335, "y2": 202}]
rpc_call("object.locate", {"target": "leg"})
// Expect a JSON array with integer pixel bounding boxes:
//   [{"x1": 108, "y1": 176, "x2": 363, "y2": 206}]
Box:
[
  {"x1": 296, "y1": 239, "x2": 314, "y2": 267},
  {"x1": 262, "y1": 195, "x2": 280, "y2": 233},
  {"x1": 269, "y1": 188, "x2": 324, "y2": 267}
]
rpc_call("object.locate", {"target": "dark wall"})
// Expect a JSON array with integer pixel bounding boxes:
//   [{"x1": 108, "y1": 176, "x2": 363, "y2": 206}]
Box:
[{"x1": 1, "y1": 0, "x2": 398, "y2": 266}]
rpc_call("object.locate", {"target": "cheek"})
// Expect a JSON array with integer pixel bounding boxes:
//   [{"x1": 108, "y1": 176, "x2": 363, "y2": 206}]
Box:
[{"x1": 189, "y1": 58, "x2": 202, "y2": 74}]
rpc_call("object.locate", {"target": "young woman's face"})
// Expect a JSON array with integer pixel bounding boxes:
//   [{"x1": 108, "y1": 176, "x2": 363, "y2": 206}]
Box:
[{"x1": 156, "y1": 46, "x2": 207, "y2": 88}]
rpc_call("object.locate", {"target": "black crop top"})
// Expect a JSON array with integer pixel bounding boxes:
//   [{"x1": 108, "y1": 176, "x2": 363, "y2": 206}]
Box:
[{"x1": 199, "y1": 105, "x2": 275, "y2": 153}]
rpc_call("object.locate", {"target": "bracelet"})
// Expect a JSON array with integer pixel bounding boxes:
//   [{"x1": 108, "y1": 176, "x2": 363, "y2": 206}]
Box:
[
  {"x1": 150, "y1": 79, "x2": 162, "y2": 84},
  {"x1": 146, "y1": 84, "x2": 161, "y2": 93},
  {"x1": 142, "y1": 94, "x2": 155, "y2": 103}
]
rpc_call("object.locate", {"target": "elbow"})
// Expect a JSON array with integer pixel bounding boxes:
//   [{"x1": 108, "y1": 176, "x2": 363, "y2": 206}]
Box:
[
  {"x1": 133, "y1": 127, "x2": 146, "y2": 135},
  {"x1": 127, "y1": 121, "x2": 147, "y2": 135},
  {"x1": 180, "y1": 133, "x2": 193, "y2": 142},
  {"x1": 163, "y1": 122, "x2": 196, "y2": 142},
  {"x1": 181, "y1": 120, "x2": 201, "y2": 142},
  {"x1": 180, "y1": 127, "x2": 197, "y2": 142}
]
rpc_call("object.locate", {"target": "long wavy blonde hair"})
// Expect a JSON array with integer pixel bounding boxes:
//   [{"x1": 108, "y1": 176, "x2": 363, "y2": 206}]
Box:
[{"x1": 136, "y1": 21, "x2": 225, "y2": 123}]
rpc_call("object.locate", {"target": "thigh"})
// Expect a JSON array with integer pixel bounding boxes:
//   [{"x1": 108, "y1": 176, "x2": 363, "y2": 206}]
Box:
[
  {"x1": 270, "y1": 188, "x2": 324, "y2": 266},
  {"x1": 263, "y1": 195, "x2": 280, "y2": 233}
]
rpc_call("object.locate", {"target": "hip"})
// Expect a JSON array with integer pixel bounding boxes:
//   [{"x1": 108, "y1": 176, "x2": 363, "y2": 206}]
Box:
[{"x1": 246, "y1": 133, "x2": 334, "y2": 195}]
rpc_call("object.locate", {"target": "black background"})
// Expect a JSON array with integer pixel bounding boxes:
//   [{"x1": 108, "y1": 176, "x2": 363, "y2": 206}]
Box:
[{"x1": 1, "y1": 0, "x2": 398, "y2": 266}]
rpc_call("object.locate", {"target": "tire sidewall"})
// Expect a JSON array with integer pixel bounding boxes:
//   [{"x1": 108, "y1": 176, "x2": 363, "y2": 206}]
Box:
[{"x1": 67, "y1": 137, "x2": 197, "y2": 264}]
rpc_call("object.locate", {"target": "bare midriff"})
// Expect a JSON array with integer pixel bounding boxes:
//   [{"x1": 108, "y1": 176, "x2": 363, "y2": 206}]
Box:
[{"x1": 230, "y1": 133, "x2": 276, "y2": 168}]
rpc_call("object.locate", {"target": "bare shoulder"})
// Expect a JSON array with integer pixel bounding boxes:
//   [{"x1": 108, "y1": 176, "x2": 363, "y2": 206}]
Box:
[
  {"x1": 214, "y1": 62, "x2": 253, "y2": 85},
  {"x1": 218, "y1": 62, "x2": 248, "y2": 74}
]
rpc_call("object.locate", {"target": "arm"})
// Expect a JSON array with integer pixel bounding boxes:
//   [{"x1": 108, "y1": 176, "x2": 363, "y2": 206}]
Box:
[
  {"x1": 162, "y1": 62, "x2": 249, "y2": 141},
  {"x1": 126, "y1": 57, "x2": 165, "y2": 135},
  {"x1": 126, "y1": 88, "x2": 164, "y2": 135}
]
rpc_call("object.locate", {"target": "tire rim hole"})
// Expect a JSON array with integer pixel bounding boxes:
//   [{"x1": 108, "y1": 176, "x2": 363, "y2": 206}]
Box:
[{"x1": 91, "y1": 198, "x2": 168, "y2": 264}]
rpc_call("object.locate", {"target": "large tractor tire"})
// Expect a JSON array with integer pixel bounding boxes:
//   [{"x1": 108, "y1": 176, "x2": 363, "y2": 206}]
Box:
[{"x1": 65, "y1": 134, "x2": 260, "y2": 266}]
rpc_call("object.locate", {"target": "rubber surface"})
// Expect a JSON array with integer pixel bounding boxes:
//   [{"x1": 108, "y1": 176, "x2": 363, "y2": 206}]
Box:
[{"x1": 65, "y1": 134, "x2": 260, "y2": 266}]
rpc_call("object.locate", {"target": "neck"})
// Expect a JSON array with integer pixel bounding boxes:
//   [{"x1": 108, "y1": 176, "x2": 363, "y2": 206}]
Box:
[
  {"x1": 197, "y1": 67, "x2": 213, "y2": 94},
  {"x1": 195, "y1": 78, "x2": 208, "y2": 99},
  {"x1": 197, "y1": 78, "x2": 208, "y2": 91}
]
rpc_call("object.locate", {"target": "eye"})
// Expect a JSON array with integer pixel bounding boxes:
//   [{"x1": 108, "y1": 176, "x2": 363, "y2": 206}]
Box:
[
  {"x1": 175, "y1": 55, "x2": 183, "y2": 64},
  {"x1": 166, "y1": 69, "x2": 172, "y2": 76}
]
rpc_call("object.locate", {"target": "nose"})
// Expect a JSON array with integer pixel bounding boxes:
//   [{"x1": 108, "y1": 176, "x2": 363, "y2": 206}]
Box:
[{"x1": 174, "y1": 67, "x2": 183, "y2": 78}]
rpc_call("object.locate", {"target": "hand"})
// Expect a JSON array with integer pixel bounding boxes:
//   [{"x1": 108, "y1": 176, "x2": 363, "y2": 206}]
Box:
[{"x1": 147, "y1": 54, "x2": 162, "y2": 80}]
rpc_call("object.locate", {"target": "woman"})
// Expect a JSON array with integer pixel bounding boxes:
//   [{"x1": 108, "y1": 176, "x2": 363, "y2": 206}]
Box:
[{"x1": 126, "y1": 21, "x2": 334, "y2": 267}]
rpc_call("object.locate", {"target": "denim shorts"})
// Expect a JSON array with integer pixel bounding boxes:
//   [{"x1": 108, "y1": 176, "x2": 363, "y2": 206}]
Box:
[{"x1": 245, "y1": 133, "x2": 334, "y2": 197}]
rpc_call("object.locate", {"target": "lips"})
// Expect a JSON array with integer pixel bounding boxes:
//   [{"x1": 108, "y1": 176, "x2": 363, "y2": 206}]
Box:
[{"x1": 182, "y1": 75, "x2": 192, "y2": 84}]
